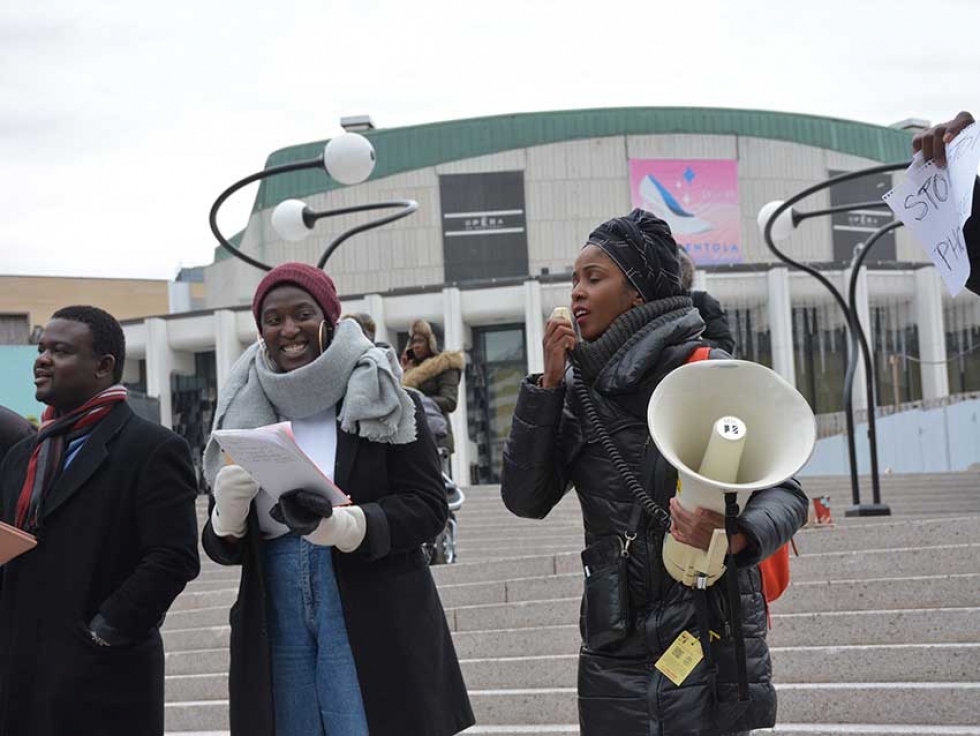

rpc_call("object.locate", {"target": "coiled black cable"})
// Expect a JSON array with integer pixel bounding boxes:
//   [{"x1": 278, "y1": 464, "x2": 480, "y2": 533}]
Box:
[{"x1": 570, "y1": 361, "x2": 671, "y2": 532}]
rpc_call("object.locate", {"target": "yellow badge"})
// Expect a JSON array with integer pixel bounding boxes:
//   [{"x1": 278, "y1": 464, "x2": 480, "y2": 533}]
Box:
[{"x1": 654, "y1": 631, "x2": 704, "y2": 687}]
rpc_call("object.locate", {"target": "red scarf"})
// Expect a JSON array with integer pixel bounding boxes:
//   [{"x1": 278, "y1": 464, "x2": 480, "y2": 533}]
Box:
[{"x1": 14, "y1": 385, "x2": 128, "y2": 531}]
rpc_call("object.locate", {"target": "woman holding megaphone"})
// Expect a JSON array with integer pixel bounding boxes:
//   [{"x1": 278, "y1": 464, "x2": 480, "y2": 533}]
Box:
[{"x1": 500, "y1": 209, "x2": 808, "y2": 736}]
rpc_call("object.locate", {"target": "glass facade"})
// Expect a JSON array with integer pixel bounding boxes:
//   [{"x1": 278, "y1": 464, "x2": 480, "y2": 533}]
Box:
[
  {"x1": 725, "y1": 301, "x2": 772, "y2": 366},
  {"x1": 945, "y1": 298, "x2": 980, "y2": 394},
  {"x1": 466, "y1": 325, "x2": 527, "y2": 485},
  {"x1": 871, "y1": 300, "x2": 922, "y2": 409},
  {"x1": 793, "y1": 302, "x2": 849, "y2": 414}
]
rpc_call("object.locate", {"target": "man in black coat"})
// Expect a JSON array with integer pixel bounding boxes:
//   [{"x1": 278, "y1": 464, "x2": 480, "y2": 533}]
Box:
[
  {"x1": 0, "y1": 405, "x2": 35, "y2": 468},
  {"x1": 911, "y1": 111, "x2": 980, "y2": 296},
  {"x1": 0, "y1": 305, "x2": 200, "y2": 736}
]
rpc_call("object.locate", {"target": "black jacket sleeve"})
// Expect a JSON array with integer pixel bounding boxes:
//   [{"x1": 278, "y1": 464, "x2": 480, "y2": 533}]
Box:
[
  {"x1": 357, "y1": 394, "x2": 448, "y2": 560},
  {"x1": 99, "y1": 434, "x2": 201, "y2": 637},
  {"x1": 500, "y1": 377, "x2": 572, "y2": 519},
  {"x1": 201, "y1": 504, "x2": 247, "y2": 566},
  {"x1": 734, "y1": 477, "x2": 809, "y2": 566},
  {"x1": 965, "y1": 177, "x2": 980, "y2": 297}
]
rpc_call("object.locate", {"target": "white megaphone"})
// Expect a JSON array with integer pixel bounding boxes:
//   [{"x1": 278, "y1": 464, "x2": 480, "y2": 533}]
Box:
[{"x1": 647, "y1": 359, "x2": 816, "y2": 588}]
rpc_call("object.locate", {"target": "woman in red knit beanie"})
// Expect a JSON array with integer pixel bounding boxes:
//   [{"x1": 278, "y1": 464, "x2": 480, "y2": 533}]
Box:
[{"x1": 201, "y1": 262, "x2": 474, "y2": 736}]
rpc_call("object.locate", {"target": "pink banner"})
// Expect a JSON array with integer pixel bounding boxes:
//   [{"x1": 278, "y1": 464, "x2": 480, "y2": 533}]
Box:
[{"x1": 629, "y1": 159, "x2": 741, "y2": 265}]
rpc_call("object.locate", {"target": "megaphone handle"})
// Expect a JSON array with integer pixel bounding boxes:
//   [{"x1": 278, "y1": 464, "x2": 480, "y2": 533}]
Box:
[
  {"x1": 691, "y1": 585, "x2": 718, "y2": 699},
  {"x1": 723, "y1": 492, "x2": 750, "y2": 703}
]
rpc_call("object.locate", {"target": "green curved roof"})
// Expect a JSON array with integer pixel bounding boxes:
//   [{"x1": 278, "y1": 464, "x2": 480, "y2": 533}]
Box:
[{"x1": 250, "y1": 106, "x2": 912, "y2": 215}]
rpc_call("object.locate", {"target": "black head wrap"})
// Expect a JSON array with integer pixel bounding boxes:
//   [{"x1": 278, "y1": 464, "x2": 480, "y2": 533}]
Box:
[{"x1": 585, "y1": 208, "x2": 685, "y2": 302}]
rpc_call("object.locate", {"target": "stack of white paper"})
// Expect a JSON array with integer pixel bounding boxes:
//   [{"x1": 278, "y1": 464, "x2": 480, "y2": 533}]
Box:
[
  {"x1": 212, "y1": 422, "x2": 349, "y2": 506},
  {"x1": 883, "y1": 123, "x2": 980, "y2": 296}
]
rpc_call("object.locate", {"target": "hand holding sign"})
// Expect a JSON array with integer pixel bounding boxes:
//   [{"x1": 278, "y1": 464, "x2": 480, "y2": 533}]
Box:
[{"x1": 884, "y1": 115, "x2": 980, "y2": 296}]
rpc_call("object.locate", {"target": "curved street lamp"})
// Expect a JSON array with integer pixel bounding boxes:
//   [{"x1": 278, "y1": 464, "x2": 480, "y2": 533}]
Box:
[
  {"x1": 209, "y1": 131, "x2": 418, "y2": 272},
  {"x1": 759, "y1": 162, "x2": 908, "y2": 517}
]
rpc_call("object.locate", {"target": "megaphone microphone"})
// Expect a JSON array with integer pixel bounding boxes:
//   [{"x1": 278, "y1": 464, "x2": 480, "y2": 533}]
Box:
[{"x1": 647, "y1": 360, "x2": 816, "y2": 589}]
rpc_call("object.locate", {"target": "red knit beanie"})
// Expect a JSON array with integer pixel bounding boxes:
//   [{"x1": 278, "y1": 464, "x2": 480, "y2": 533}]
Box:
[{"x1": 252, "y1": 262, "x2": 342, "y2": 328}]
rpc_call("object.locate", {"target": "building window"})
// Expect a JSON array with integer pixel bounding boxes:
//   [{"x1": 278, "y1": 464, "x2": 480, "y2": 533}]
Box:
[
  {"x1": 171, "y1": 352, "x2": 218, "y2": 493},
  {"x1": 439, "y1": 172, "x2": 529, "y2": 283},
  {"x1": 467, "y1": 324, "x2": 526, "y2": 485},
  {"x1": 871, "y1": 301, "x2": 922, "y2": 408},
  {"x1": 0, "y1": 314, "x2": 30, "y2": 345},
  {"x1": 793, "y1": 303, "x2": 848, "y2": 414},
  {"x1": 725, "y1": 302, "x2": 772, "y2": 366},
  {"x1": 945, "y1": 299, "x2": 980, "y2": 394}
]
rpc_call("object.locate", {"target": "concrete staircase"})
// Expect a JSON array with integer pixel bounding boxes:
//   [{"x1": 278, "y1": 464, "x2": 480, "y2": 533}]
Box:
[{"x1": 165, "y1": 473, "x2": 980, "y2": 735}]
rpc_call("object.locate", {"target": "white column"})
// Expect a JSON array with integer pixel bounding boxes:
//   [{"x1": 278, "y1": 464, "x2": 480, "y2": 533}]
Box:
[
  {"x1": 847, "y1": 266, "x2": 872, "y2": 412},
  {"x1": 214, "y1": 310, "x2": 244, "y2": 392},
  {"x1": 145, "y1": 318, "x2": 196, "y2": 429},
  {"x1": 442, "y1": 287, "x2": 470, "y2": 483},
  {"x1": 364, "y1": 294, "x2": 388, "y2": 346},
  {"x1": 914, "y1": 267, "x2": 950, "y2": 400},
  {"x1": 692, "y1": 269, "x2": 708, "y2": 293},
  {"x1": 524, "y1": 279, "x2": 545, "y2": 375},
  {"x1": 145, "y1": 319, "x2": 172, "y2": 427},
  {"x1": 766, "y1": 267, "x2": 796, "y2": 386}
]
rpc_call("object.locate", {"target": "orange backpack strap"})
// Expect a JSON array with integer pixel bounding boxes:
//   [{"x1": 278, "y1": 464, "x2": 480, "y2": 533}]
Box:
[{"x1": 686, "y1": 346, "x2": 712, "y2": 364}]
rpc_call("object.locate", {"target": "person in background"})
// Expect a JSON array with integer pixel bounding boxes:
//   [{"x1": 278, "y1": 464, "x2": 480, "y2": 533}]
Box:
[
  {"x1": 0, "y1": 306, "x2": 200, "y2": 736},
  {"x1": 342, "y1": 312, "x2": 377, "y2": 344},
  {"x1": 912, "y1": 111, "x2": 980, "y2": 296},
  {"x1": 400, "y1": 319, "x2": 465, "y2": 459},
  {"x1": 678, "y1": 247, "x2": 736, "y2": 354},
  {"x1": 0, "y1": 405, "x2": 35, "y2": 469},
  {"x1": 202, "y1": 263, "x2": 473, "y2": 736},
  {"x1": 500, "y1": 210, "x2": 807, "y2": 736}
]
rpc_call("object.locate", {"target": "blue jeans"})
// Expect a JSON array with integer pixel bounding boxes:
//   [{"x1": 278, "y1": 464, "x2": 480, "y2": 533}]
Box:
[{"x1": 262, "y1": 534, "x2": 369, "y2": 736}]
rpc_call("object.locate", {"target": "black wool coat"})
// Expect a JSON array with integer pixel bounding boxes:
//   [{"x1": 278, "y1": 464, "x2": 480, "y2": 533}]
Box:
[
  {"x1": 964, "y1": 177, "x2": 980, "y2": 296},
  {"x1": 501, "y1": 306, "x2": 808, "y2": 736},
  {"x1": 0, "y1": 405, "x2": 35, "y2": 468},
  {"x1": 0, "y1": 402, "x2": 201, "y2": 736},
  {"x1": 202, "y1": 395, "x2": 475, "y2": 736}
]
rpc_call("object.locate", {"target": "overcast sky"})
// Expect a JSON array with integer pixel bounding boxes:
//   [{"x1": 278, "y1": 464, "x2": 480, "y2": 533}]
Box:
[{"x1": 2, "y1": 0, "x2": 978, "y2": 280}]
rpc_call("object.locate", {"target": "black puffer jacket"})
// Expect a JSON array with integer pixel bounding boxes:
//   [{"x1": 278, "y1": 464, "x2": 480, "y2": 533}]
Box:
[
  {"x1": 691, "y1": 291, "x2": 736, "y2": 355},
  {"x1": 501, "y1": 299, "x2": 808, "y2": 736}
]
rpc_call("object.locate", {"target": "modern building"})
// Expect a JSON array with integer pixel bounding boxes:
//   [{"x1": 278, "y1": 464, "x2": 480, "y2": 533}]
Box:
[
  {"x1": 0, "y1": 274, "x2": 205, "y2": 420},
  {"x1": 118, "y1": 107, "x2": 980, "y2": 484}
]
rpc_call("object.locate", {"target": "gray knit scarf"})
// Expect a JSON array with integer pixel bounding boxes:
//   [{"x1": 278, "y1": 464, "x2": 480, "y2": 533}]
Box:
[
  {"x1": 203, "y1": 318, "x2": 416, "y2": 487},
  {"x1": 571, "y1": 296, "x2": 695, "y2": 385}
]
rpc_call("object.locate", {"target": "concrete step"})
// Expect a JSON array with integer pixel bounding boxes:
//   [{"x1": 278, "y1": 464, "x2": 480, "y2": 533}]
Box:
[
  {"x1": 776, "y1": 683, "x2": 980, "y2": 726},
  {"x1": 453, "y1": 641, "x2": 980, "y2": 691},
  {"x1": 165, "y1": 638, "x2": 980, "y2": 689},
  {"x1": 163, "y1": 727, "x2": 980, "y2": 736},
  {"x1": 469, "y1": 683, "x2": 980, "y2": 727},
  {"x1": 791, "y1": 517, "x2": 980, "y2": 554},
  {"x1": 166, "y1": 648, "x2": 228, "y2": 677},
  {"x1": 771, "y1": 643, "x2": 980, "y2": 683},
  {"x1": 767, "y1": 607, "x2": 980, "y2": 648},
  {"x1": 166, "y1": 571, "x2": 980, "y2": 635},
  {"x1": 164, "y1": 606, "x2": 230, "y2": 631},
  {"x1": 438, "y1": 541, "x2": 980, "y2": 594},
  {"x1": 447, "y1": 572, "x2": 980, "y2": 632},
  {"x1": 166, "y1": 672, "x2": 228, "y2": 703},
  {"x1": 170, "y1": 588, "x2": 238, "y2": 613},
  {"x1": 778, "y1": 573, "x2": 980, "y2": 614}
]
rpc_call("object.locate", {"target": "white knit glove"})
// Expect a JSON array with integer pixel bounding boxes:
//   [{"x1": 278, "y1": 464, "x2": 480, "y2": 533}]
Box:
[
  {"x1": 211, "y1": 465, "x2": 260, "y2": 539},
  {"x1": 305, "y1": 506, "x2": 367, "y2": 552}
]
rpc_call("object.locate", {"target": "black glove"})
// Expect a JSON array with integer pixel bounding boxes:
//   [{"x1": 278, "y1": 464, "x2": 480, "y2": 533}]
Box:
[
  {"x1": 88, "y1": 612, "x2": 133, "y2": 647},
  {"x1": 270, "y1": 489, "x2": 334, "y2": 536}
]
